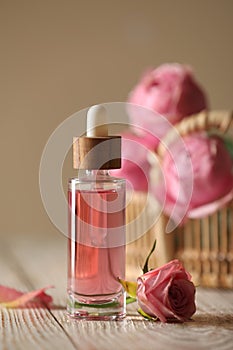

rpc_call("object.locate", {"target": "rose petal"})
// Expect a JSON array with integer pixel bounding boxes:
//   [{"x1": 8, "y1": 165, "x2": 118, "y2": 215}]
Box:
[
  {"x1": 168, "y1": 279, "x2": 196, "y2": 321},
  {"x1": 137, "y1": 282, "x2": 177, "y2": 323},
  {"x1": 139, "y1": 260, "x2": 191, "y2": 293},
  {"x1": 188, "y1": 190, "x2": 233, "y2": 219},
  {"x1": 0, "y1": 285, "x2": 54, "y2": 308}
]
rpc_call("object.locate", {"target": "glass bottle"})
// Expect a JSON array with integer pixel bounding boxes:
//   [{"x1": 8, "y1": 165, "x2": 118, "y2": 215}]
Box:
[{"x1": 67, "y1": 106, "x2": 126, "y2": 320}]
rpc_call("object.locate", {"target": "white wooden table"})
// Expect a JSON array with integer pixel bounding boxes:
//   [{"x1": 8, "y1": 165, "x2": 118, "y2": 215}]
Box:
[{"x1": 0, "y1": 232, "x2": 233, "y2": 350}]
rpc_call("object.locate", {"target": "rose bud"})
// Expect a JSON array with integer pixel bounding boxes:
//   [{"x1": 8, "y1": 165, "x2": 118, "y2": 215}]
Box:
[
  {"x1": 152, "y1": 133, "x2": 233, "y2": 223},
  {"x1": 137, "y1": 260, "x2": 196, "y2": 322},
  {"x1": 128, "y1": 63, "x2": 208, "y2": 138}
]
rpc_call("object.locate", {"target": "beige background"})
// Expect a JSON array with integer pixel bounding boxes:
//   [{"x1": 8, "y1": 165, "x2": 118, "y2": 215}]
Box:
[{"x1": 0, "y1": 0, "x2": 232, "y2": 238}]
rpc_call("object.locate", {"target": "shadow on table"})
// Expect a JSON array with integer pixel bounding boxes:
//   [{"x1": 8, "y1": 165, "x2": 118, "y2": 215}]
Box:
[{"x1": 190, "y1": 314, "x2": 233, "y2": 329}]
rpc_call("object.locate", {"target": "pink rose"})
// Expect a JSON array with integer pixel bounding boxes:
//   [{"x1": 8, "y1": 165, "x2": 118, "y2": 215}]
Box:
[
  {"x1": 114, "y1": 64, "x2": 208, "y2": 193},
  {"x1": 111, "y1": 130, "x2": 158, "y2": 191},
  {"x1": 152, "y1": 133, "x2": 233, "y2": 223},
  {"x1": 128, "y1": 63, "x2": 208, "y2": 138},
  {"x1": 137, "y1": 260, "x2": 196, "y2": 323}
]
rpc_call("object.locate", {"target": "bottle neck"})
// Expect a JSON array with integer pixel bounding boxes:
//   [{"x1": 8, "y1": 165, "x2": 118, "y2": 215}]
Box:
[
  {"x1": 85, "y1": 169, "x2": 110, "y2": 177},
  {"x1": 82, "y1": 169, "x2": 111, "y2": 180}
]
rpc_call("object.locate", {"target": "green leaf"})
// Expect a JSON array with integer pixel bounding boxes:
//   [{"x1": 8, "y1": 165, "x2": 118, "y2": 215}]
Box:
[
  {"x1": 142, "y1": 239, "x2": 157, "y2": 274},
  {"x1": 118, "y1": 278, "x2": 137, "y2": 298},
  {"x1": 207, "y1": 132, "x2": 233, "y2": 160},
  {"x1": 223, "y1": 136, "x2": 233, "y2": 159},
  {"x1": 126, "y1": 296, "x2": 137, "y2": 304},
  {"x1": 137, "y1": 308, "x2": 158, "y2": 321}
]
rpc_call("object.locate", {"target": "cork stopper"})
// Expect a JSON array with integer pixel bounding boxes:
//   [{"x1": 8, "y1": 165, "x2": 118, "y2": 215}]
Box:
[{"x1": 73, "y1": 105, "x2": 121, "y2": 169}]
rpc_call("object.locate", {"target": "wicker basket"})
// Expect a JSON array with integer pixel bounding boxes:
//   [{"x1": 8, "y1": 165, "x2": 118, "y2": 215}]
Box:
[{"x1": 126, "y1": 110, "x2": 233, "y2": 288}]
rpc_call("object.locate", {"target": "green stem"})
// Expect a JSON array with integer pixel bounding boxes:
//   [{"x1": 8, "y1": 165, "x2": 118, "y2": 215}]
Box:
[{"x1": 142, "y1": 239, "x2": 157, "y2": 274}]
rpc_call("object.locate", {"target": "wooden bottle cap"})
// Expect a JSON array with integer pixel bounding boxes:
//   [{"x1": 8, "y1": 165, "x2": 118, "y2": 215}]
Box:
[{"x1": 73, "y1": 136, "x2": 121, "y2": 170}]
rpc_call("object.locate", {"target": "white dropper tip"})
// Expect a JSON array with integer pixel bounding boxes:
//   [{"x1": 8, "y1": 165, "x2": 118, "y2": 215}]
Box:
[{"x1": 86, "y1": 105, "x2": 108, "y2": 137}]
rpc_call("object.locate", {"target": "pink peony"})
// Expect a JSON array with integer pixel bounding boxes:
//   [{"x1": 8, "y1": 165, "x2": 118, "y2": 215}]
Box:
[
  {"x1": 115, "y1": 63, "x2": 208, "y2": 193},
  {"x1": 137, "y1": 260, "x2": 196, "y2": 322},
  {"x1": 128, "y1": 63, "x2": 208, "y2": 135},
  {"x1": 152, "y1": 133, "x2": 233, "y2": 223},
  {"x1": 111, "y1": 130, "x2": 158, "y2": 191}
]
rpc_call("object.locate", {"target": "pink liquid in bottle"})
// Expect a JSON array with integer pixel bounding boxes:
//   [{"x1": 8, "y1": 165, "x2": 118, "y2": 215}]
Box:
[{"x1": 67, "y1": 172, "x2": 126, "y2": 320}]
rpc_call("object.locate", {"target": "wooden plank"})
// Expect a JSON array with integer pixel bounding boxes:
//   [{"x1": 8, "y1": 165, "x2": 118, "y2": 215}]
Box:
[
  {"x1": 0, "y1": 308, "x2": 77, "y2": 350},
  {"x1": 0, "y1": 236, "x2": 76, "y2": 350},
  {"x1": 0, "y1": 233, "x2": 67, "y2": 305},
  {"x1": 54, "y1": 302, "x2": 233, "y2": 350},
  {"x1": 1, "y1": 233, "x2": 233, "y2": 350}
]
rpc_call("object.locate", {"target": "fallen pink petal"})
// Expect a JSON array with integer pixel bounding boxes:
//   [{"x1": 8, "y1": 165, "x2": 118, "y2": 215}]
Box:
[{"x1": 0, "y1": 285, "x2": 54, "y2": 308}]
